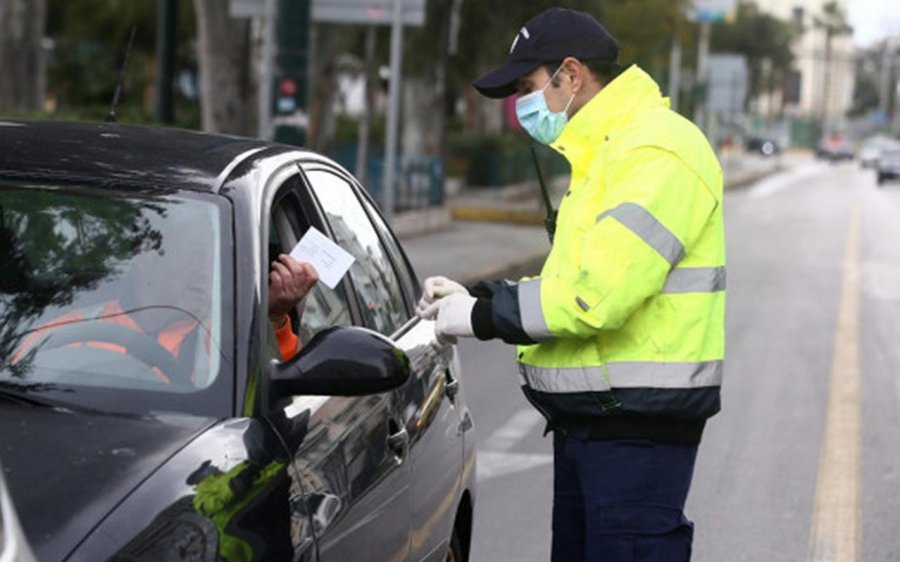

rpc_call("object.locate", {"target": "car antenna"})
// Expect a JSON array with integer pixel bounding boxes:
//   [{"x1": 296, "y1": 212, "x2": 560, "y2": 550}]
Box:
[{"x1": 105, "y1": 25, "x2": 137, "y2": 123}]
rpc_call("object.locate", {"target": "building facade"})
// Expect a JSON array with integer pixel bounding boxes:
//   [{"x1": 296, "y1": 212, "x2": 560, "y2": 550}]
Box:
[{"x1": 754, "y1": 0, "x2": 855, "y2": 132}]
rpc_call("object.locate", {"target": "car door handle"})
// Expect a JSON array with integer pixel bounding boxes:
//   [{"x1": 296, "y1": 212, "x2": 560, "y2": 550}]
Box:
[
  {"x1": 444, "y1": 369, "x2": 459, "y2": 402},
  {"x1": 387, "y1": 422, "x2": 409, "y2": 463}
]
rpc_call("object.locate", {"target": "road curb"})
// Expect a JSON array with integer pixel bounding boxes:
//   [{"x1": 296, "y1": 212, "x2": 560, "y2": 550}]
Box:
[{"x1": 724, "y1": 163, "x2": 784, "y2": 190}]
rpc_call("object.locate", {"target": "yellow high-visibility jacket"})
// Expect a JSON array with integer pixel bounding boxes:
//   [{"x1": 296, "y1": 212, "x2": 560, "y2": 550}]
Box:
[{"x1": 470, "y1": 65, "x2": 725, "y2": 443}]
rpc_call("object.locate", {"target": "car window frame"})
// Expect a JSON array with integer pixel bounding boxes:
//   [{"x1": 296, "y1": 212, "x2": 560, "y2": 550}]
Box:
[
  {"x1": 353, "y1": 181, "x2": 422, "y2": 310},
  {"x1": 258, "y1": 166, "x2": 365, "y2": 355},
  {"x1": 296, "y1": 160, "x2": 416, "y2": 338},
  {"x1": 269, "y1": 184, "x2": 357, "y2": 343}
]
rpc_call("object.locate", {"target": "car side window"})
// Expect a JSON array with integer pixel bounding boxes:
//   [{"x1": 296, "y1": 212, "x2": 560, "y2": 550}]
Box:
[
  {"x1": 270, "y1": 186, "x2": 353, "y2": 347},
  {"x1": 358, "y1": 195, "x2": 420, "y2": 309},
  {"x1": 302, "y1": 167, "x2": 408, "y2": 336}
]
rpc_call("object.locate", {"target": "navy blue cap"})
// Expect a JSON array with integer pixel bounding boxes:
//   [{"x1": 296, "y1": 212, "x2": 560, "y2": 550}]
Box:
[{"x1": 472, "y1": 8, "x2": 620, "y2": 99}]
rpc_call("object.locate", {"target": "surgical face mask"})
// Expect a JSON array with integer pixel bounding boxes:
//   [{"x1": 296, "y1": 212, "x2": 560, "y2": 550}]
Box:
[{"x1": 515, "y1": 64, "x2": 575, "y2": 145}]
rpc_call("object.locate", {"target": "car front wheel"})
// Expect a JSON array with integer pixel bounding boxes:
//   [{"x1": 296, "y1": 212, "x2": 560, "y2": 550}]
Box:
[{"x1": 445, "y1": 527, "x2": 464, "y2": 562}]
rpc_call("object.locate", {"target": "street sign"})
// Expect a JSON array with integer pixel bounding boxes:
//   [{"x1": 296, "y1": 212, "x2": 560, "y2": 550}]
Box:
[
  {"x1": 707, "y1": 54, "x2": 748, "y2": 114},
  {"x1": 229, "y1": 0, "x2": 265, "y2": 18},
  {"x1": 691, "y1": 0, "x2": 737, "y2": 22},
  {"x1": 231, "y1": 0, "x2": 425, "y2": 26},
  {"x1": 312, "y1": 0, "x2": 425, "y2": 27}
]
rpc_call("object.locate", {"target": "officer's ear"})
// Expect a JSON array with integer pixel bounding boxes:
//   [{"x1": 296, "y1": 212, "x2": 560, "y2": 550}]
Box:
[{"x1": 560, "y1": 57, "x2": 584, "y2": 93}]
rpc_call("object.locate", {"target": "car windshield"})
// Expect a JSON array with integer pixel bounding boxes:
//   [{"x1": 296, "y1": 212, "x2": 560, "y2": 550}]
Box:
[{"x1": 0, "y1": 184, "x2": 233, "y2": 416}]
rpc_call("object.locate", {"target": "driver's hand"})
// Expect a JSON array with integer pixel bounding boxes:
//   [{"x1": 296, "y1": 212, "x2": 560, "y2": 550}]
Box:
[{"x1": 268, "y1": 255, "x2": 318, "y2": 323}]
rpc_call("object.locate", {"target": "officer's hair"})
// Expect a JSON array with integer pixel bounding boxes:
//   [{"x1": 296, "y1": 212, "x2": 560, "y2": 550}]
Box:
[{"x1": 543, "y1": 59, "x2": 623, "y2": 88}]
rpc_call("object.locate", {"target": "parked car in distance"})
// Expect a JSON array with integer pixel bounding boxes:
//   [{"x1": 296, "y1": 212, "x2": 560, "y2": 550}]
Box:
[
  {"x1": 876, "y1": 147, "x2": 900, "y2": 186},
  {"x1": 815, "y1": 134, "x2": 855, "y2": 162},
  {"x1": 858, "y1": 135, "x2": 900, "y2": 168},
  {"x1": 0, "y1": 119, "x2": 476, "y2": 562},
  {"x1": 745, "y1": 136, "x2": 781, "y2": 157}
]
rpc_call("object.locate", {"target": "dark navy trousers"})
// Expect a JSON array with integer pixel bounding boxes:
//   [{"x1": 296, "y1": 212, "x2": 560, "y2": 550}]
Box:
[{"x1": 551, "y1": 434, "x2": 698, "y2": 562}]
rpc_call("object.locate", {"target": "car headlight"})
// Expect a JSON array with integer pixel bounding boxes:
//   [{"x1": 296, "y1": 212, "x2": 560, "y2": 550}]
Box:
[
  {"x1": 110, "y1": 498, "x2": 218, "y2": 562},
  {"x1": 1, "y1": 470, "x2": 36, "y2": 562}
]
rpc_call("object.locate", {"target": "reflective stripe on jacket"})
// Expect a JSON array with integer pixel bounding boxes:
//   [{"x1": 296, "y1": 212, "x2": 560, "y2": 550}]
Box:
[{"x1": 476, "y1": 65, "x2": 725, "y2": 431}]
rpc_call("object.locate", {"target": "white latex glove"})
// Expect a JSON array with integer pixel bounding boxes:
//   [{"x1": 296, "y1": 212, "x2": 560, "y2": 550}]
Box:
[
  {"x1": 421, "y1": 293, "x2": 476, "y2": 345},
  {"x1": 416, "y1": 276, "x2": 468, "y2": 319}
]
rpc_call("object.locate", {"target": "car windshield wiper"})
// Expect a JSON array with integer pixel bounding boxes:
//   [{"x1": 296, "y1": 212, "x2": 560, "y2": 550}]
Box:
[
  {"x1": 0, "y1": 380, "x2": 80, "y2": 410},
  {"x1": 0, "y1": 380, "x2": 157, "y2": 420}
]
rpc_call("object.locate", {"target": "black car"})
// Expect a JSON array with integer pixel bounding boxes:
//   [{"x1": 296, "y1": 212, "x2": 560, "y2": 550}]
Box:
[
  {"x1": 0, "y1": 119, "x2": 476, "y2": 561},
  {"x1": 745, "y1": 136, "x2": 780, "y2": 157},
  {"x1": 876, "y1": 147, "x2": 900, "y2": 186}
]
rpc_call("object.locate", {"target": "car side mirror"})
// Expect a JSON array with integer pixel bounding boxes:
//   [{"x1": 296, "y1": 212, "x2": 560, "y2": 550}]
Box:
[{"x1": 267, "y1": 326, "x2": 410, "y2": 400}]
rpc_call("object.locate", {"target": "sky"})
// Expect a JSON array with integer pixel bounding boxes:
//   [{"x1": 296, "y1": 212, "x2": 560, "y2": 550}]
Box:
[{"x1": 846, "y1": 0, "x2": 900, "y2": 47}]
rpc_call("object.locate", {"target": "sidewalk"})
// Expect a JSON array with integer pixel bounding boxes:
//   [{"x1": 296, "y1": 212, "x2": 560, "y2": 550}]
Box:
[{"x1": 397, "y1": 151, "x2": 799, "y2": 284}]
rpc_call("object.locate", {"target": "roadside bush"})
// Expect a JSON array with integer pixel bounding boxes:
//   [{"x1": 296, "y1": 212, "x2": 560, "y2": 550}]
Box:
[{"x1": 447, "y1": 131, "x2": 568, "y2": 187}]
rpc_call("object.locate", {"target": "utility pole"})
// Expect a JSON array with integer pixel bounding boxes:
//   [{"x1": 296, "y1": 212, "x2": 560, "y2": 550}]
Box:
[
  {"x1": 154, "y1": 0, "x2": 177, "y2": 123},
  {"x1": 886, "y1": 38, "x2": 900, "y2": 134},
  {"x1": 669, "y1": 35, "x2": 682, "y2": 113},
  {"x1": 694, "y1": 19, "x2": 711, "y2": 132},
  {"x1": 879, "y1": 37, "x2": 899, "y2": 121},
  {"x1": 258, "y1": 0, "x2": 277, "y2": 140},
  {"x1": 355, "y1": 25, "x2": 377, "y2": 184},
  {"x1": 821, "y1": 29, "x2": 834, "y2": 132},
  {"x1": 382, "y1": 0, "x2": 404, "y2": 221},
  {"x1": 668, "y1": 5, "x2": 684, "y2": 114}
]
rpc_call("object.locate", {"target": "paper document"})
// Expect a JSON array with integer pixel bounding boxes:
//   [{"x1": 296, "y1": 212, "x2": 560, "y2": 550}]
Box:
[{"x1": 289, "y1": 226, "x2": 355, "y2": 289}]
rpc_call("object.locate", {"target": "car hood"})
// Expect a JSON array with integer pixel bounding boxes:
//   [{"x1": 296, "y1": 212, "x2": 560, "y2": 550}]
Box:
[{"x1": 0, "y1": 403, "x2": 214, "y2": 561}]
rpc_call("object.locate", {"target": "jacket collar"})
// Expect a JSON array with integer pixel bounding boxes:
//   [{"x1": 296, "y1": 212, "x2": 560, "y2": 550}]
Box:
[{"x1": 550, "y1": 65, "x2": 669, "y2": 172}]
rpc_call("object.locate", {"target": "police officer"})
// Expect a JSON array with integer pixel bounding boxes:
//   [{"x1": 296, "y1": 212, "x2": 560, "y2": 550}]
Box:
[{"x1": 419, "y1": 7, "x2": 725, "y2": 562}]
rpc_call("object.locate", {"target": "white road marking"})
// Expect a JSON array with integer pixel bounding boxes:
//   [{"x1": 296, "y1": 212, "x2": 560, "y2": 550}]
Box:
[
  {"x1": 483, "y1": 408, "x2": 545, "y2": 452},
  {"x1": 807, "y1": 208, "x2": 862, "y2": 562},
  {"x1": 477, "y1": 451, "x2": 553, "y2": 483},
  {"x1": 478, "y1": 408, "x2": 551, "y2": 483}
]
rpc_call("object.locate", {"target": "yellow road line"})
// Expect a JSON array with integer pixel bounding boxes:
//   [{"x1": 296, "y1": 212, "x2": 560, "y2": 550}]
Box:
[
  {"x1": 450, "y1": 206, "x2": 545, "y2": 225},
  {"x1": 807, "y1": 209, "x2": 862, "y2": 562}
]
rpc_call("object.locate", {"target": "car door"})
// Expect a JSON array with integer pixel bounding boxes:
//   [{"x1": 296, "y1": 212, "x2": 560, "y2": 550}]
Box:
[
  {"x1": 300, "y1": 162, "x2": 466, "y2": 562},
  {"x1": 264, "y1": 167, "x2": 413, "y2": 562}
]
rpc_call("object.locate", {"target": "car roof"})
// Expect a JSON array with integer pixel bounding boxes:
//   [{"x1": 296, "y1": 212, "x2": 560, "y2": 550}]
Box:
[{"x1": 0, "y1": 119, "x2": 308, "y2": 193}]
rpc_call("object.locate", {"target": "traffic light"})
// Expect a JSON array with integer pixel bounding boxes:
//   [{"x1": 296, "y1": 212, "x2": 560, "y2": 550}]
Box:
[{"x1": 274, "y1": 0, "x2": 310, "y2": 146}]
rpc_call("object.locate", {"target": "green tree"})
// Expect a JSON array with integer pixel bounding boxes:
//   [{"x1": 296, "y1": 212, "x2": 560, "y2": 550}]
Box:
[
  {"x1": 849, "y1": 43, "x2": 888, "y2": 118},
  {"x1": 603, "y1": 0, "x2": 692, "y2": 79},
  {"x1": 814, "y1": 0, "x2": 852, "y2": 127},
  {"x1": 43, "y1": 0, "x2": 196, "y2": 125}
]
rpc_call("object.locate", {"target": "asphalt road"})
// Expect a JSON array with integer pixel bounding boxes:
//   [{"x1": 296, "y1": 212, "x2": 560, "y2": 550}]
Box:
[{"x1": 457, "y1": 157, "x2": 900, "y2": 562}]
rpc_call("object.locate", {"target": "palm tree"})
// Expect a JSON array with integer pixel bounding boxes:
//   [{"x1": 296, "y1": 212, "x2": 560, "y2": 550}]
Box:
[{"x1": 814, "y1": 1, "x2": 852, "y2": 131}]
